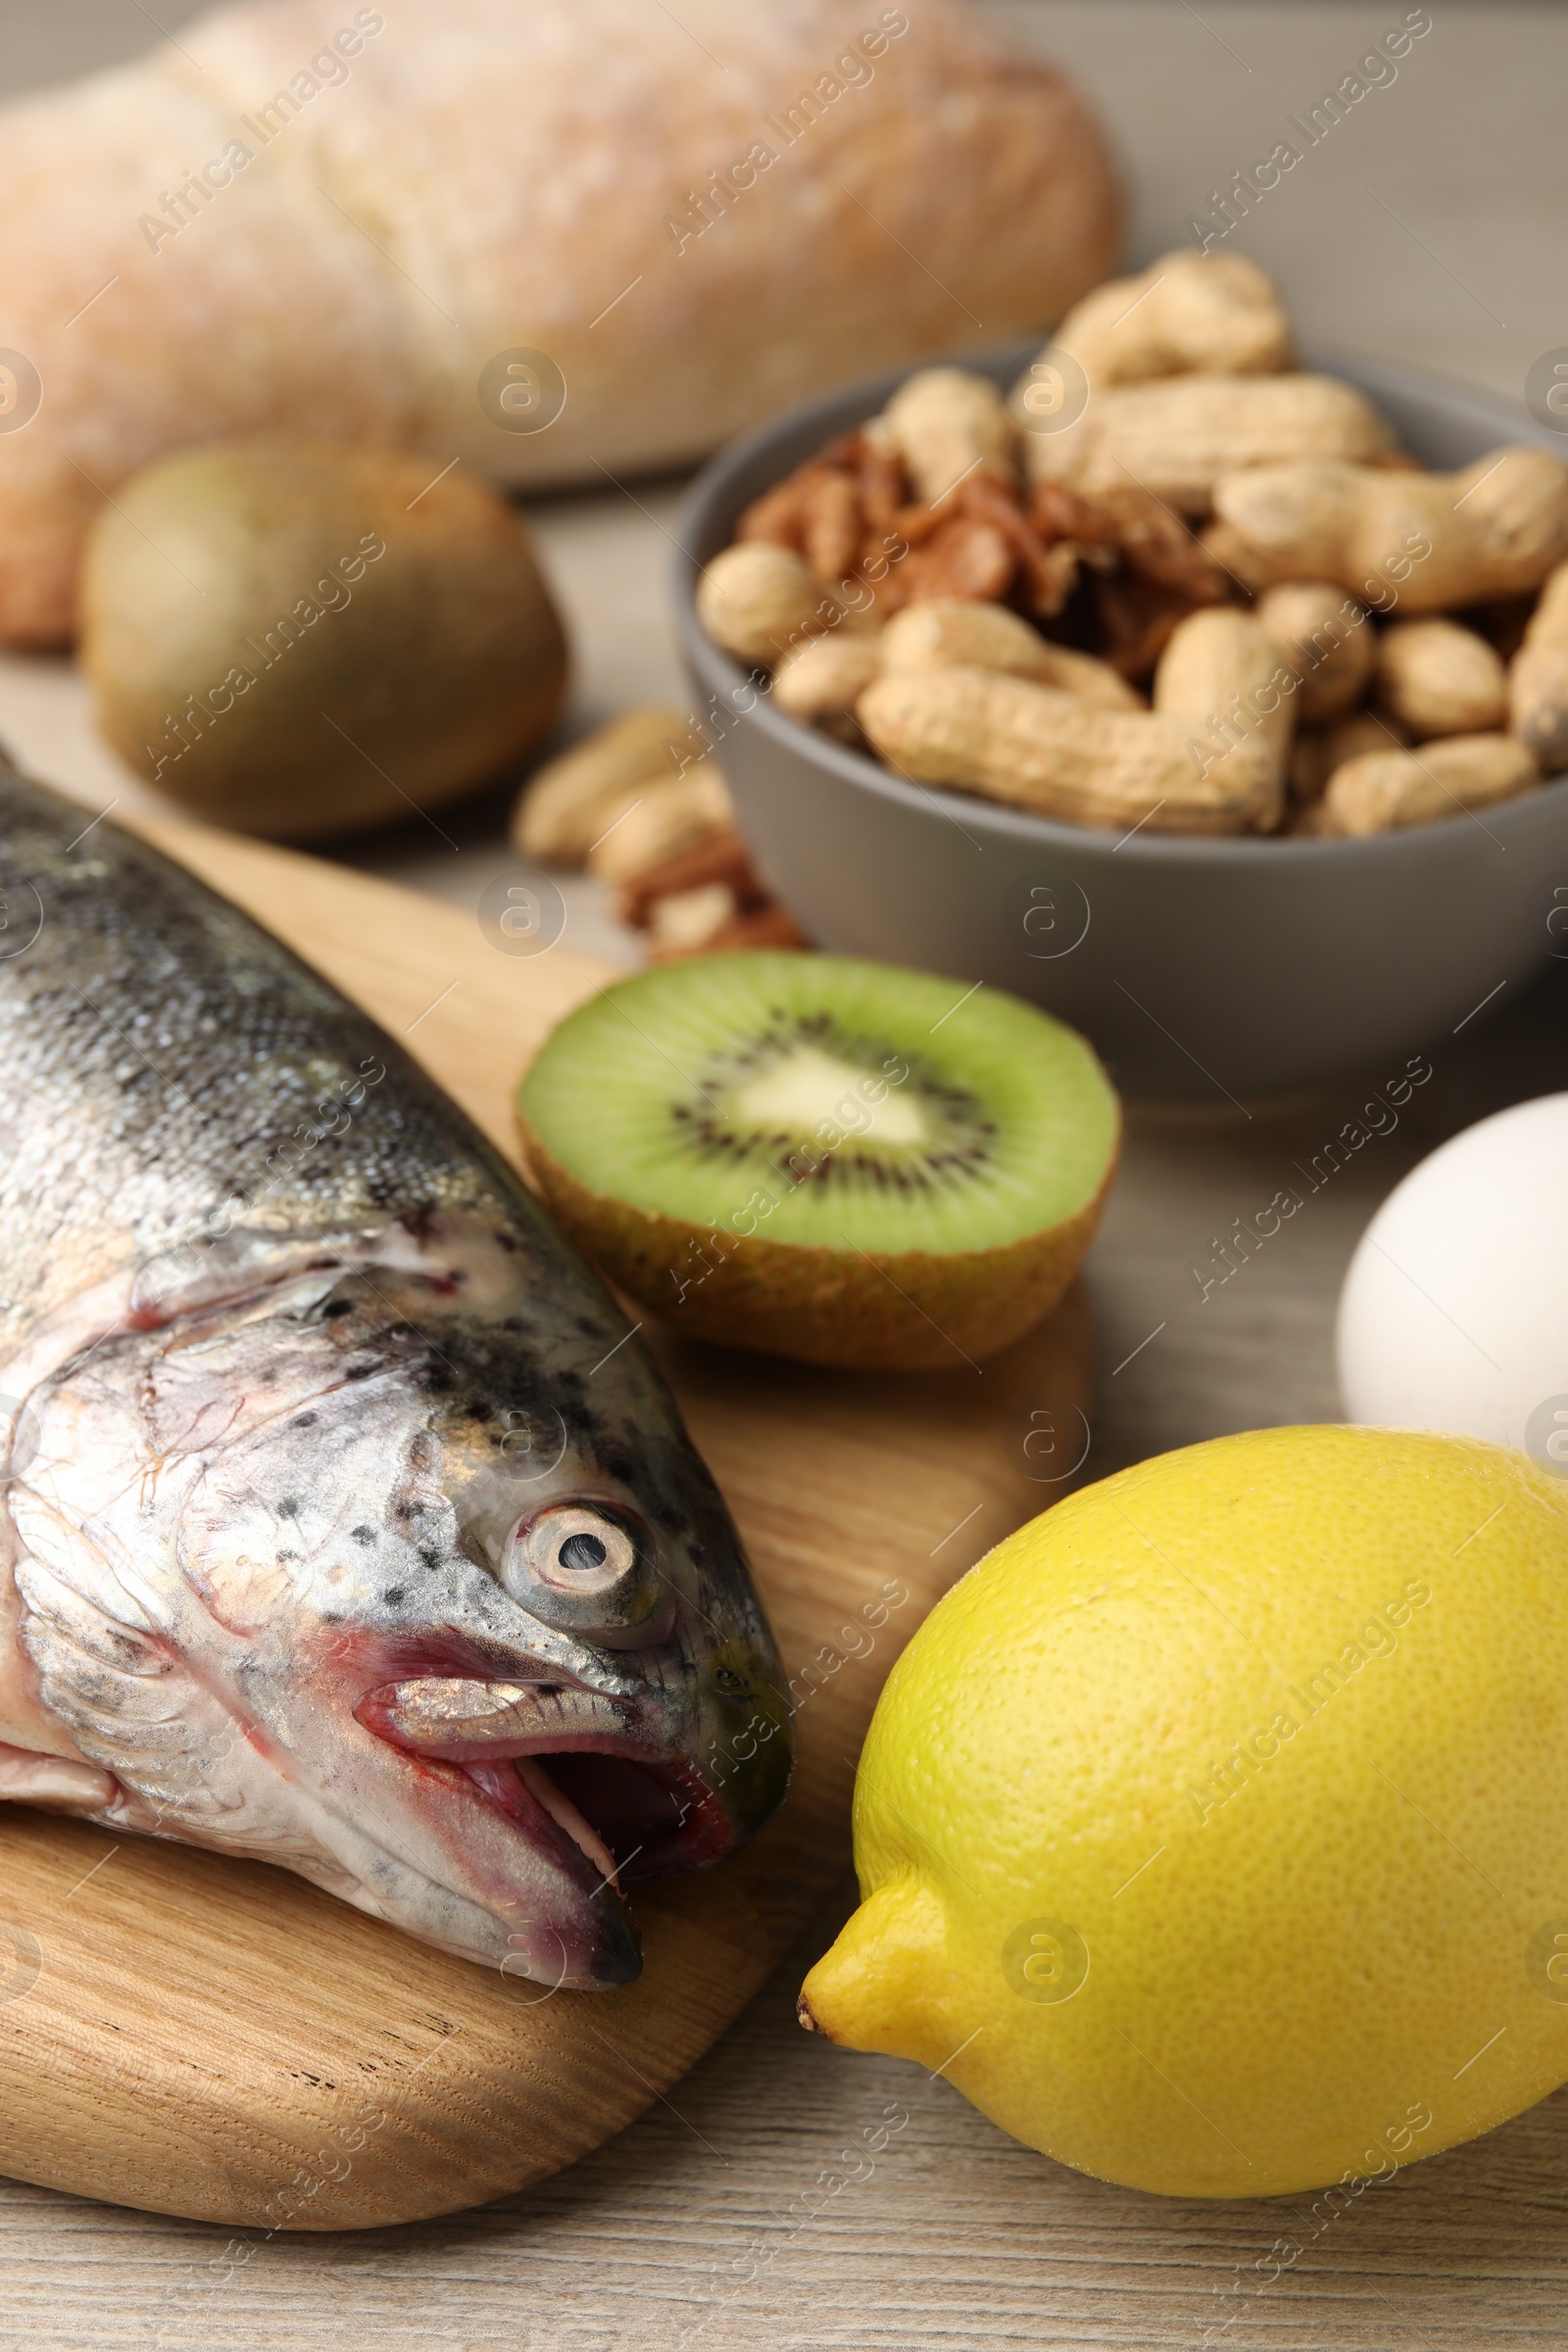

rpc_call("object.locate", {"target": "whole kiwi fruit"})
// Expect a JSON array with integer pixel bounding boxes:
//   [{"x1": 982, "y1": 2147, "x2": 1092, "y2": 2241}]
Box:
[{"x1": 80, "y1": 439, "x2": 568, "y2": 841}]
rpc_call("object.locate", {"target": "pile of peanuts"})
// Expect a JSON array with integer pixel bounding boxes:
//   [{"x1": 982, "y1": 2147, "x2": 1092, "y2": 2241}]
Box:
[
  {"x1": 511, "y1": 705, "x2": 807, "y2": 956},
  {"x1": 695, "y1": 249, "x2": 1568, "y2": 839}
]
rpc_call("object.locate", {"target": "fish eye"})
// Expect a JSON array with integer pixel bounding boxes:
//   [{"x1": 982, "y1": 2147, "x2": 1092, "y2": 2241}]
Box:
[{"x1": 509, "y1": 1504, "x2": 636, "y2": 1599}]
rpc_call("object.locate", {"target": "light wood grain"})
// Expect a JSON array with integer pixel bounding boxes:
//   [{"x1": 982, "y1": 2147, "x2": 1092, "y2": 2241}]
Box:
[
  {"x1": 2, "y1": 2, "x2": 1566, "y2": 2337},
  {"x1": 0, "y1": 818, "x2": 1090, "y2": 2232}
]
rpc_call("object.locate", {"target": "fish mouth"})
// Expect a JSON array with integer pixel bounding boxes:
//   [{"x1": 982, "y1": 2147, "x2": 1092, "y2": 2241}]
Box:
[{"x1": 354, "y1": 1675, "x2": 745, "y2": 1983}]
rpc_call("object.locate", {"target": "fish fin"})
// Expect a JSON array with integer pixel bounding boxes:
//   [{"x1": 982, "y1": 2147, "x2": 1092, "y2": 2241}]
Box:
[
  {"x1": 8, "y1": 1487, "x2": 162, "y2": 1636},
  {"x1": 13, "y1": 1546, "x2": 327, "y2": 1860},
  {"x1": 0, "y1": 1740, "x2": 118, "y2": 1814},
  {"x1": 13, "y1": 1548, "x2": 236, "y2": 1825}
]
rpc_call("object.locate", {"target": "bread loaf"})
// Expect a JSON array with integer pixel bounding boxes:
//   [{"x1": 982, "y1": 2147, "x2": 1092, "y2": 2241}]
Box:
[{"x1": 0, "y1": 0, "x2": 1119, "y2": 644}]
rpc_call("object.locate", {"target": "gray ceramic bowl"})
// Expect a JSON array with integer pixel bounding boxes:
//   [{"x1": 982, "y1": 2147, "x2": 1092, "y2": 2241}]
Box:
[{"x1": 674, "y1": 345, "x2": 1568, "y2": 1099}]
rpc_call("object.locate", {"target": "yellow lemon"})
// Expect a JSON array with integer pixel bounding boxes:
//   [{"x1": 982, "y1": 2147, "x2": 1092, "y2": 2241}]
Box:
[{"x1": 801, "y1": 1426, "x2": 1568, "y2": 2197}]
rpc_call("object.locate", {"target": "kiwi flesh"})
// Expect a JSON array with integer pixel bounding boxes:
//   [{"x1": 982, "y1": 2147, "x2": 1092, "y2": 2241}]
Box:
[{"x1": 518, "y1": 952, "x2": 1119, "y2": 1371}]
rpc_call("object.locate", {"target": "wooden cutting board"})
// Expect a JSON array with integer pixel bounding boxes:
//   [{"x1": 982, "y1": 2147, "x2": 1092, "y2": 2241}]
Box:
[{"x1": 0, "y1": 820, "x2": 1091, "y2": 2232}]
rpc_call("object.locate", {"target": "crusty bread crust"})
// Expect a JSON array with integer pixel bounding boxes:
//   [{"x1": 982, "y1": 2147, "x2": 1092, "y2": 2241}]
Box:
[{"x1": 0, "y1": 0, "x2": 1118, "y2": 644}]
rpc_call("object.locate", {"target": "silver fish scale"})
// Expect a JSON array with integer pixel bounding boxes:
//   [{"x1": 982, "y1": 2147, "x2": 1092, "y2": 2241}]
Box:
[{"x1": 0, "y1": 769, "x2": 597, "y2": 1346}]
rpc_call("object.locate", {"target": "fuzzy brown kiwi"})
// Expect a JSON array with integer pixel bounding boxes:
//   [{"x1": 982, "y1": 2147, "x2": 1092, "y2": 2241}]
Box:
[{"x1": 80, "y1": 439, "x2": 567, "y2": 841}]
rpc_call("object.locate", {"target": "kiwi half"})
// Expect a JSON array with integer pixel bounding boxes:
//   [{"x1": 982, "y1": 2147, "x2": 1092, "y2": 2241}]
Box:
[{"x1": 518, "y1": 953, "x2": 1118, "y2": 1371}]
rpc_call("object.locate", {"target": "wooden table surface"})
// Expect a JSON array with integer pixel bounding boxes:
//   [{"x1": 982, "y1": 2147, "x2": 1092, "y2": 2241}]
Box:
[{"x1": 4, "y1": 5, "x2": 1568, "y2": 2345}]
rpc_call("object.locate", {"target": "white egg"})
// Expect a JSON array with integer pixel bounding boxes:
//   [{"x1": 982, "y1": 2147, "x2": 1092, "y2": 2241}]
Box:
[{"x1": 1337, "y1": 1092, "x2": 1568, "y2": 1467}]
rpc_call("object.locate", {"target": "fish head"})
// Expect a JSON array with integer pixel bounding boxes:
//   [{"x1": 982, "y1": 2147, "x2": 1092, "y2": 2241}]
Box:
[{"x1": 22, "y1": 1218, "x2": 794, "y2": 1990}]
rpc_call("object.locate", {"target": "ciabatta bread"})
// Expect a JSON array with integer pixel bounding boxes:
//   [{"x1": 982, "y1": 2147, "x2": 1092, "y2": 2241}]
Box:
[{"x1": 0, "y1": 0, "x2": 1117, "y2": 644}]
